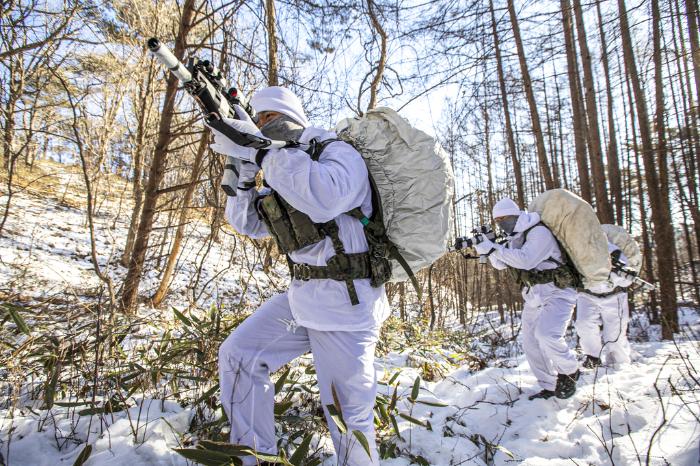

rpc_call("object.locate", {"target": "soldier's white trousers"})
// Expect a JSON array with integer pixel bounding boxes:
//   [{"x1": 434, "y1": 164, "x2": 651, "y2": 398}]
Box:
[
  {"x1": 218, "y1": 293, "x2": 380, "y2": 466},
  {"x1": 575, "y1": 291, "x2": 631, "y2": 364},
  {"x1": 521, "y1": 283, "x2": 579, "y2": 391}
]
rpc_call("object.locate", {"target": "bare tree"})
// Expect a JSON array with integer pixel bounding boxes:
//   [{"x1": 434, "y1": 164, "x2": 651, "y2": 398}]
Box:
[{"x1": 507, "y1": 0, "x2": 554, "y2": 189}]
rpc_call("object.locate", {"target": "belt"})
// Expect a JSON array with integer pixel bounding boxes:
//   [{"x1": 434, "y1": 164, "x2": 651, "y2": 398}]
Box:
[
  {"x1": 290, "y1": 253, "x2": 372, "y2": 281},
  {"x1": 581, "y1": 286, "x2": 626, "y2": 298}
]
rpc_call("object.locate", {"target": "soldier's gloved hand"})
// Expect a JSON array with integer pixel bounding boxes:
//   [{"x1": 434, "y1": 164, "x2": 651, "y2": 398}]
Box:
[
  {"x1": 209, "y1": 106, "x2": 267, "y2": 163},
  {"x1": 474, "y1": 236, "x2": 495, "y2": 255},
  {"x1": 610, "y1": 270, "x2": 634, "y2": 288},
  {"x1": 237, "y1": 161, "x2": 259, "y2": 191}
]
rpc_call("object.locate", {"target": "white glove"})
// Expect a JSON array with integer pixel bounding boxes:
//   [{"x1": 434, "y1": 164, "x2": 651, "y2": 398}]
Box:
[
  {"x1": 209, "y1": 105, "x2": 267, "y2": 163},
  {"x1": 474, "y1": 236, "x2": 495, "y2": 255},
  {"x1": 610, "y1": 270, "x2": 634, "y2": 288},
  {"x1": 238, "y1": 162, "x2": 259, "y2": 188}
]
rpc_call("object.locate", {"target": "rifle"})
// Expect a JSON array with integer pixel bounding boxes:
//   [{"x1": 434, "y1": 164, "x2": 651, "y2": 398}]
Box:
[
  {"x1": 453, "y1": 225, "x2": 506, "y2": 263},
  {"x1": 611, "y1": 256, "x2": 655, "y2": 291},
  {"x1": 147, "y1": 38, "x2": 299, "y2": 195}
]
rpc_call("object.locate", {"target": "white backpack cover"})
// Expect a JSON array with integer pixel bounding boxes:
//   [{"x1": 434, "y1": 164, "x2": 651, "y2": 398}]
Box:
[
  {"x1": 335, "y1": 107, "x2": 455, "y2": 282},
  {"x1": 601, "y1": 224, "x2": 642, "y2": 273},
  {"x1": 528, "y1": 189, "x2": 611, "y2": 289}
]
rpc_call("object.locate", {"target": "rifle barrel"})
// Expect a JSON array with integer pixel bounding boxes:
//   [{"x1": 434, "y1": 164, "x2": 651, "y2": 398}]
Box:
[{"x1": 147, "y1": 38, "x2": 192, "y2": 83}]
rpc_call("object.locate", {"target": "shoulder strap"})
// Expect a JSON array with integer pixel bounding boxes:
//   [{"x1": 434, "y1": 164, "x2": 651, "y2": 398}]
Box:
[
  {"x1": 306, "y1": 138, "x2": 340, "y2": 161},
  {"x1": 521, "y1": 222, "x2": 544, "y2": 242}
]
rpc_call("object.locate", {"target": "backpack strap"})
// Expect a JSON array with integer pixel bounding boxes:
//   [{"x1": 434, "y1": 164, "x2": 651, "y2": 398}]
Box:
[
  {"x1": 306, "y1": 138, "x2": 339, "y2": 161},
  {"x1": 346, "y1": 208, "x2": 422, "y2": 300}
]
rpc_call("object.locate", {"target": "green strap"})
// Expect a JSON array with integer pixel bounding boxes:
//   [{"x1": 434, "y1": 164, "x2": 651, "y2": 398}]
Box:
[
  {"x1": 320, "y1": 220, "x2": 360, "y2": 305},
  {"x1": 347, "y1": 208, "x2": 422, "y2": 299},
  {"x1": 388, "y1": 243, "x2": 422, "y2": 300}
]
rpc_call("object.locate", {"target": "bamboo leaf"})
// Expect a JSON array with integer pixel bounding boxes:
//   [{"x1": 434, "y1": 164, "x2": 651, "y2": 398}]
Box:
[
  {"x1": 72, "y1": 444, "x2": 92, "y2": 466},
  {"x1": 274, "y1": 400, "x2": 293, "y2": 415},
  {"x1": 196, "y1": 440, "x2": 253, "y2": 456},
  {"x1": 173, "y1": 448, "x2": 240, "y2": 466},
  {"x1": 289, "y1": 433, "x2": 313, "y2": 465},
  {"x1": 275, "y1": 367, "x2": 291, "y2": 395},
  {"x1": 410, "y1": 376, "x2": 421, "y2": 402},
  {"x1": 399, "y1": 412, "x2": 428, "y2": 428},
  {"x1": 415, "y1": 399, "x2": 448, "y2": 407},
  {"x1": 2, "y1": 303, "x2": 30, "y2": 335},
  {"x1": 352, "y1": 430, "x2": 372, "y2": 459},
  {"x1": 325, "y1": 403, "x2": 347, "y2": 434},
  {"x1": 194, "y1": 383, "x2": 219, "y2": 406},
  {"x1": 387, "y1": 370, "x2": 401, "y2": 385},
  {"x1": 172, "y1": 307, "x2": 192, "y2": 327},
  {"x1": 389, "y1": 385, "x2": 398, "y2": 411},
  {"x1": 493, "y1": 443, "x2": 515, "y2": 459},
  {"x1": 390, "y1": 414, "x2": 403, "y2": 441}
]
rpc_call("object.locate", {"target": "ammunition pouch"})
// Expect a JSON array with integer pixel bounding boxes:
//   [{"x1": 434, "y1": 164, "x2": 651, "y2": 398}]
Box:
[
  {"x1": 257, "y1": 192, "x2": 324, "y2": 254},
  {"x1": 509, "y1": 265, "x2": 579, "y2": 290}
]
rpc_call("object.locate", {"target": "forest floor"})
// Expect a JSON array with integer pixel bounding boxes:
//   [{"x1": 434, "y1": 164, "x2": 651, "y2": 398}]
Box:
[{"x1": 1, "y1": 161, "x2": 699, "y2": 465}]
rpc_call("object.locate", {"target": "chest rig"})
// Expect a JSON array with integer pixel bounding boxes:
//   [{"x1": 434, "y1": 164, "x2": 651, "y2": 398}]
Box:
[
  {"x1": 506, "y1": 223, "x2": 582, "y2": 290},
  {"x1": 255, "y1": 139, "x2": 392, "y2": 305}
]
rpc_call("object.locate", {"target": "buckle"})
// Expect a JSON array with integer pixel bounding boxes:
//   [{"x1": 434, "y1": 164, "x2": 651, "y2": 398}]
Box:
[{"x1": 293, "y1": 263, "x2": 312, "y2": 281}]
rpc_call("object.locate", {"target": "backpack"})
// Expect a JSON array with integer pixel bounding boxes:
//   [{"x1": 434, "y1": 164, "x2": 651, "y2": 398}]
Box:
[
  {"x1": 601, "y1": 224, "x2": 642, "y2": 273},
  {"x1": 334, "y1": 107, "x2": 455, "y2": 295},
  {"x1": 528, "y1": 189, "x2": 611, "y2": 290}
]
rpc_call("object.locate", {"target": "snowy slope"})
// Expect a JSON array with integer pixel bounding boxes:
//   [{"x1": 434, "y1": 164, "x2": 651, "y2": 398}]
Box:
[{"x1": 1, "y1": 162, "x2": 699, "y2": 466}]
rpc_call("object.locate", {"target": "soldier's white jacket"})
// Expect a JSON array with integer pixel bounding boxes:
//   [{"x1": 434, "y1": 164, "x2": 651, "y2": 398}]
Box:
[
  {"x1": 224, "y1": 126, "x2": 390, "y2": 332},
  {"x1": 487, "y1": 211, "x2": 565, "y2": 272}
]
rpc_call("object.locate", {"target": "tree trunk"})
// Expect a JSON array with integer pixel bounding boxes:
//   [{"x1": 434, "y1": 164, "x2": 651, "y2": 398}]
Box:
[
  {"x1": 560, "y1": 0, "x2": 592, "y2": 202},
  {"x1": 366, "y1": 0, "x2": 387, "y2": 111},
  {"x1": 686, "y1": 0, "x2": 700, "y2": 114},
  {"x1": 490, "y1": 0, "x2": 525, "y2": 205},
  {"x1": 572, "y1": 0, "x2": 613, "y2": 223},
  {"x1": 120, "y1": 0, "x2": 197, "y2": 312},
  {"x1": 507, "y1": 0, "x2": 554, "y2": 189},
  {"x1": 265, "y1": 0, "x2": 278, "y2": 86},
  {"x1": 595, "y1": 0, "x2": 623, "y2": 224},
  {"x1": 151, "y1": 132, "x2": 208, "y2": 307},
  {"x1": 121, "y1": 61, "x2": 155, "y2": 266},
  {"x1": 618, "y1": 0, "x2": 678, "y2": 337}
]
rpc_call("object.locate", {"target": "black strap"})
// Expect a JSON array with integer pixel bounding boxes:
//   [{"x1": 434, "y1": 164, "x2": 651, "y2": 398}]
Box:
[
  {"x1": 319, "y1": 220, "x2": 361, "y2": 305},
  {"x1": 581, "y1": 286, "x2": 626, "y2": 298},
  {"x1": 306, "y1": 138, "x2": 339, "y2": 161}
]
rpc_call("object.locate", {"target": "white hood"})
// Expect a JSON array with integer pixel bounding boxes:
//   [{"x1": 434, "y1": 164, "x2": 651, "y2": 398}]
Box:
[{"x1": 513, "y1": 211, "x2": 541, "y2": 234}]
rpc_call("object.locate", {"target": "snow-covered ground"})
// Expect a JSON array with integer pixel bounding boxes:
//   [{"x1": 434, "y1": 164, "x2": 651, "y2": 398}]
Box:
[{"x1": 1, "y1": 162, "x2": 699, "y2": 465}]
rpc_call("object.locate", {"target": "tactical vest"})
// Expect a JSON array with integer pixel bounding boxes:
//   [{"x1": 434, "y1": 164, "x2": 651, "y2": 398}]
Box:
[
  {"x1": 256, "y1": 139, "x2": 392, "y2": 305},
  {"x1": 506, "y1": 223, "x2": 582, "y2": 290}
]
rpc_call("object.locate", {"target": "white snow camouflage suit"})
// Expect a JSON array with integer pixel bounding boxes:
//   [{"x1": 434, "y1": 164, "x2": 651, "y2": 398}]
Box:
[
  {"x1": 487, "y1": 211, "x2": 579, "y2": 391},
  {"x1": 219, "y1": 124, "x2": 390, "y2": 465},
  {"x1": 575, "y1": 242, "x2": 633, "y2": 365}
]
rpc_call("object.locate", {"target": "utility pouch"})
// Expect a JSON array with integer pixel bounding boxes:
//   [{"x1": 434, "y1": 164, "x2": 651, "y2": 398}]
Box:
[
  {"x1": 553, "y1": 267, "x2": 580, "y2": 289},
  {"x1": 285, "y1": 202, "x2": 325, "y2": 248},
  {"x1": 258, "y1": 192, "x2": 325, "y2": 254},
  {"x1": 258, "y1": 193, "x2": 298, "y2": 253},
  {"x1": 368, "y1": 243, "x2": 392, "y2": 287}
]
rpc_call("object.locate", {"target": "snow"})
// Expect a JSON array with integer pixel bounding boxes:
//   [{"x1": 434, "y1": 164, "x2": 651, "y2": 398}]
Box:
[{"x1": 1, "y1": 162, "x2": 699, "y2": 465}]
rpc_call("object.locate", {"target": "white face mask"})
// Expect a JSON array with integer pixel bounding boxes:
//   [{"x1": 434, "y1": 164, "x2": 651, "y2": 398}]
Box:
[{"x1": 497, "y1": 216, "x2": 518, "y2": 235}]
